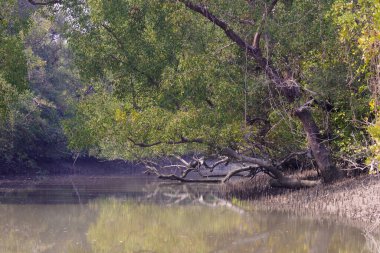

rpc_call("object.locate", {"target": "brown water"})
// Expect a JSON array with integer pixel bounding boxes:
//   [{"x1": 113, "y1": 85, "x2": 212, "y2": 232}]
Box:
[{"x1": 0, "y1": 175, "x2": 378, "y2": 253}]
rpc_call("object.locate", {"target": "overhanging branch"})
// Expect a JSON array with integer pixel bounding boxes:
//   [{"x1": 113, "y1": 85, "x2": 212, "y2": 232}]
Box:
[
  {"x1": 127, "y1": 136, "x2": 204, "y2": 148},
  {"x1": 27, "y1": 0, "x2": 61, "y2": 5},
  {"x1": 178, "y1": 0, "x2": 300, "y2": 101},
  {"x1": 102, "y1": 24, "x2": 159, "y2": 86},
  {"x1": 252, "y1": 0, "x2": 279, "y2": 49}
]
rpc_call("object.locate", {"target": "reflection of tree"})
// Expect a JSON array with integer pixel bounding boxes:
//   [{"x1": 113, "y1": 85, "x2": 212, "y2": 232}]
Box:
[
  {"x1": 80, "y1": 198, "x2": 375, "y2": 253},
  {"x1": 0, "y1": 190, "x2": 377, "y2": 253},
  {"x1": 142, "y1": 182, "x2": 247, "y2": 216},
  {"x1": 86, "y1": 199, "x2": 251, "y2": 253},
  {"x1": 0, "y1": 204, "x2": 94, "y2": 253},
  {"x1": 142, "y1": 182, "x2": 243, "y2": 211}
]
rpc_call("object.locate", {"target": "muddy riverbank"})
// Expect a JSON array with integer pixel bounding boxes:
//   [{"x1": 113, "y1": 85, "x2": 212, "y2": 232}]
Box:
[{"x1": 223, "y1": 173, "x2": 380, "y2": 234}]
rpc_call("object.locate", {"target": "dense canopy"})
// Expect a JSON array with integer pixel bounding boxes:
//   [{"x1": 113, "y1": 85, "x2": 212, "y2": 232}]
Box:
[{"x1": 0, "y1": 0, "x2": 379, "y2": 186}]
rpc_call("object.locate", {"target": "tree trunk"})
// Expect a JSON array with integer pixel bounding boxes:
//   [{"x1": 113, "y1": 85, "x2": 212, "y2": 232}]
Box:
[{"x1": 295, "y1": 106, "x2": 339, "y2": 182}]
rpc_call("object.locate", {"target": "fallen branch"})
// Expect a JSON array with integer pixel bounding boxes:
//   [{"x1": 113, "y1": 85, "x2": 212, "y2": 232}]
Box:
[
  {"x1": 143, "y1": 153, "x2": 322, "y2": 188},
  {"x1": 222, "y1": 166, "x2": 258, "y2": 183}
]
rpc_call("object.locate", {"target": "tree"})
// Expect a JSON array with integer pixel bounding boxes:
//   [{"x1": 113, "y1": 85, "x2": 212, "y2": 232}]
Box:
[
  {"x1": 50, "y1": 0, "x2": 373, "y2": 187},
  {"x1": 331, "y1": 0, "x2": 380, "y2": 172},
  {"x1": 0, "y1": 1, "x2": 82, "y2": 173}
]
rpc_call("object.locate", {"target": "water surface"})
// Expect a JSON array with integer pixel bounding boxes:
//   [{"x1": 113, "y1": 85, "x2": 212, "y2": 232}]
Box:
[{"x1": 0, "y1": 175, "x2": 377, "y2": 253}]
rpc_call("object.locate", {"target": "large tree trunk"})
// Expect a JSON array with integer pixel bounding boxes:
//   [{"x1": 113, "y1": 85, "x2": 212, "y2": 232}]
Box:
[{"x1": 295, "y1": 106, "x2": 339, "y2": 182}]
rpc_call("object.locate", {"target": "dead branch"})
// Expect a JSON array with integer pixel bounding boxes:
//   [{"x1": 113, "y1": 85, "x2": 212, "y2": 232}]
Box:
[
  {"x1": 198, "y1": 156, "x2": 229, "y2": 172},
  {"x1": 142, "y1": 147, "x2": 322, "y2": 188},
  {"x1": 222, "y1": 166, "x2": 257, "y2": 183},
  {"x1": 181, "y1": 168, "x2": 196, "y2": 178},
  {"x1": 143, "y1": 160, "x2": 222, "y2": 183},
  {"x1": 156, "y1": 173, "x2": 221, "y2": 183},
  {"x1": 161, "y1": 164, "x2": 188, "y2": 170},
  {"x1": 221, "y1": 147, "x2": 273, "y2": 168},
  {"x1": 171, "y1": 155, "x2": 190, "y2": 166}
]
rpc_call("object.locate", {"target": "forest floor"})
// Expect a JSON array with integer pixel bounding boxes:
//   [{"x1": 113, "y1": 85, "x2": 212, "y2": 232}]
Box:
[{"x1": 222, "y1": 171, "x2": 380, "y2": 233}]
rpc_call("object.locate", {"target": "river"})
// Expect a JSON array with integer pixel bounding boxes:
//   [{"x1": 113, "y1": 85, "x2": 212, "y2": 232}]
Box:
[{"x1": 0, "y1": 175, "x2": 377, "y2": 253}]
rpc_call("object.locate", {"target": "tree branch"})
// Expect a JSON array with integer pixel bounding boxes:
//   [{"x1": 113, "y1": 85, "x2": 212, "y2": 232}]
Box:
[
  {"x1": 178, "y1": 0, "x2": 300, "y2": 102},
  {"x1": 252, "y1": 0, "x2": 279, "y2": 48},
  {"x1": 127, "y1": 136, "x2": 204, "y2": 148},
  {"x1": 27, "y1": 0, "x2": 61, "y2": 5},
  {"x1": 221, "y1": 147, "x2": 273, "y2": 168},
  {"x1": 143, "y1": 154, "x2": 322, "y2": 188},
  {"x1": 144, "y1": 164, "x2": 221, "y2": 183},
  {"x1": 102, "y1": 24, "x2": 159, "y2": 86},
  {"x1": 222, "y1": 166, "x2": 256, "y2": 183},
  {"x1": 202, "y1": 156, "x2": 229, "y2": 172}
]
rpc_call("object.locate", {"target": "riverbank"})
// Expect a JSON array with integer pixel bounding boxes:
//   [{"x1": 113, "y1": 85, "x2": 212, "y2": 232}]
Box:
[{"x1": 222, "y1": 173, "x2": 380, "y2": 233}]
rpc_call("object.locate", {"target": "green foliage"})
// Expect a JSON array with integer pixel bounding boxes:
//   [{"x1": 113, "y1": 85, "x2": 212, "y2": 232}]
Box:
[
  {"x1": 331, "y1": 0, "x2": 380, "y2": 166},
  {"x1": 0, "y1": 0, "x2": 28, "y2": 91},
  {"x1": 331, "y1": 0, "x2": 380, "y2": 64},
  {"x1": 0, "y1": 36, "x2": 28, "y2": 91},
  {"x1": 368, "y1": 123, "x2": 380, "y2": 161},
  {"x1": 0, "y1": 76, "x2": 18, "y2": 117},
  {"x1": 0, "y1": 5, "x2": 81, "y2": 173},
  {"x1": 63, "y1": 0, "x2": 318, "y2": 160},
  {"x1": 0, "y1": 89, "x2": 67, "y2": 172},
  {"x1": 1, "y1": 0, "x2": 376, "y2": 170}
]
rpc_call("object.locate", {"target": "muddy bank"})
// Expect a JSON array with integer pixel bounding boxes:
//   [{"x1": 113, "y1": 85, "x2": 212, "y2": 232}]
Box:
[{"x1": 222, "y1": 173, "x2": 380, "y2": 233}]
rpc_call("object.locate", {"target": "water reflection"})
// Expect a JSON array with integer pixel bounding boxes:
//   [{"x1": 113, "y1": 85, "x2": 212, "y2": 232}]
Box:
[{"x1": 0, "y1": 176, "x2": 378, "y2": 253}]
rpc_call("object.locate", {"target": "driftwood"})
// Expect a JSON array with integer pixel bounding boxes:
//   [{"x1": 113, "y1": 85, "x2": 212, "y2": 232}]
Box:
[{"x1": 143, "y1": 149, "x2": 322, "y2": 189}]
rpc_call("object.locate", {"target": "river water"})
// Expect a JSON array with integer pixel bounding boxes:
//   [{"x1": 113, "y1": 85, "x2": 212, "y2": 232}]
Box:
[{"x1": 0, "y1": 175, "x2": 377, "y2": 253}]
